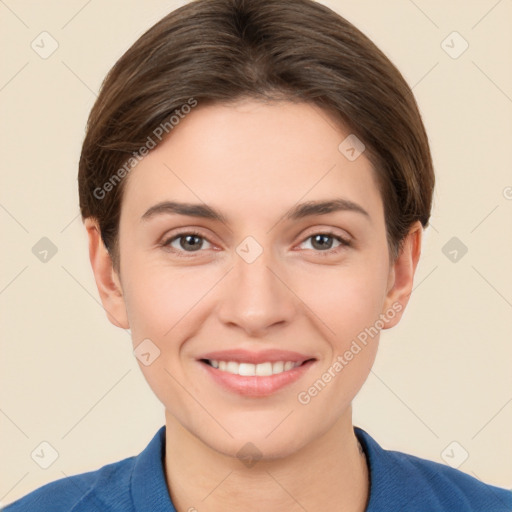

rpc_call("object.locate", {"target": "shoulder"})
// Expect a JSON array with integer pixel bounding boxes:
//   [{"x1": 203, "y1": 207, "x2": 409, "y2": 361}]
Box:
[
  {"x1": 355, "y1": 427, "x2": 512, "y2": 512},
  {"x1": 2, "y1": 426, "x2": 169, "y2": 512},
  {"x1": 1, "y1": 454, "x2": 137, "y2": 512},
  {"x1": 385, "y1": 448, "x2": 512, "y2": 511}
]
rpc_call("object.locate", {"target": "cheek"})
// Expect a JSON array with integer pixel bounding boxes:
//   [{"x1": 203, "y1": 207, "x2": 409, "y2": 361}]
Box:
[
  {"x1": 123, "y1": 263, "x2": 205, "y2": 340},
  {"x1": 122, "y1": 266, "x2": 195, "y2": 409},
  {"x1": 293, "y1": 270, "x2": 384, "y2": 415},
  {"x1": 297, "y1": 260, "x2": 388, "y2": 342},
  {"x1": 292, "y1": 257, "x2": 387, "y2": 395}
]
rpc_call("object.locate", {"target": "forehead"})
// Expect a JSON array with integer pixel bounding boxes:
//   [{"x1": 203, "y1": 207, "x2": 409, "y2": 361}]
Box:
[{"x1": 119, "y1": 100, "x2": 383, "y2": 227}]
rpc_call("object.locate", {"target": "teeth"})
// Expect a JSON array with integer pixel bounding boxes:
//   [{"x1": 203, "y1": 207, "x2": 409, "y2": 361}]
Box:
[
  {"x1": 208, "y1": 360, "x2": 302, "y2": 376},
  {"x1": 256, "y1": 362, "x2": 272, "y2": 376}
]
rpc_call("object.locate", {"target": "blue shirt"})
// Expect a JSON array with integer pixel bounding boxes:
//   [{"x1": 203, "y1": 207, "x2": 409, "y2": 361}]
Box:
[{"x1": 3, "y1": 425, "x2": 511, "y2": 511}]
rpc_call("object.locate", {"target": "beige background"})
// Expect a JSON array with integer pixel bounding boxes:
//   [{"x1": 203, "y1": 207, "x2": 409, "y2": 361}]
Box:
[{"x1": 1, "y1": 0, "x2": 511, "y2": 506}]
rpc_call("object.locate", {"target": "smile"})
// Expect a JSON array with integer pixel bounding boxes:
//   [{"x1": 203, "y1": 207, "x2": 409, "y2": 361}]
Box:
[{"x1": 198, "y1": 357, "x2": 317, "y2": 397}]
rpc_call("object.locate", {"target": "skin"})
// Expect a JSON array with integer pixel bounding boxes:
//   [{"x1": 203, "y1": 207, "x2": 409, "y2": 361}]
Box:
[{"x1": 85, "y1": 99, "x2": 422, "y2": 512}]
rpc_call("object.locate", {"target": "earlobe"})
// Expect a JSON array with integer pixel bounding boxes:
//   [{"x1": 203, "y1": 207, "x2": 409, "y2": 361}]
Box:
[
  {"x1": 84, "y1": 218, "x2": 129, "y2": 329},
  {"x1": 381, "y1": 221, "x2": 423, "y2": 329}
]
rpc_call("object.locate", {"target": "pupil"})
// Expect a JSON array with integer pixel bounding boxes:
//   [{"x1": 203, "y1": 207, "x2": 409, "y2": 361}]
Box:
[
  {"x1": 313, "y1": 234, "x2": 332, "y2": 250},
  {"x1": 182, "y1": 235, "x2": 202, "y2": 251}
]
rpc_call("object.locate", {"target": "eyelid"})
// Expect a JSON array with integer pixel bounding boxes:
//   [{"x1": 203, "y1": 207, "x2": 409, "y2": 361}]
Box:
[{"x1": 300, "y1": 226, "x2": 352, "y2": 244}]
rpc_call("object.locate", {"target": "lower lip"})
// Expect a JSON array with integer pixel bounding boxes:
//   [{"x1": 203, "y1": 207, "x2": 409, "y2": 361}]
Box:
[{"x1": 198, "y1": 360, "x2": 316, "y2": 397}]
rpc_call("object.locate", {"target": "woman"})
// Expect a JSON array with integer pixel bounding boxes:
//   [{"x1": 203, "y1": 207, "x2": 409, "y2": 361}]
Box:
[{"x1": 5, "y1": 0, "x2": 511, "y2": 510}]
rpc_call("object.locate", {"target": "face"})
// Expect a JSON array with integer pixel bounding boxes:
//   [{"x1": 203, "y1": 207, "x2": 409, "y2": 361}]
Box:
[{"x1": 89, "y1": 99, "x2": 420, "y2": 459}]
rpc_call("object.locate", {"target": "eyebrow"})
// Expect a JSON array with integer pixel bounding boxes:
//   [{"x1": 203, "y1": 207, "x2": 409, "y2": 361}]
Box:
[{"x1": 140, "y1": 198, "x2": 370, "y2": 224}]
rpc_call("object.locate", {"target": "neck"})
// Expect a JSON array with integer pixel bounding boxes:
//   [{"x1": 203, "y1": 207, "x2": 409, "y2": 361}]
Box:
[{"x1": 163, "y1": 408, "x2": 369, "y2": 512}]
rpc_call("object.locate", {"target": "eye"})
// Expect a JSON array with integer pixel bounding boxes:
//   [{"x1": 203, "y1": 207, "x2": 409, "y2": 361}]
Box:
[
  {"x1": 298, "y1": 231, "x2": 351, "y2": 256},
  {"x1": 161, "y1": 230, "x2": 213, "y2": 257},
  {"x1": 160, "y1": 229, "x2": 351, "y2": 258}
]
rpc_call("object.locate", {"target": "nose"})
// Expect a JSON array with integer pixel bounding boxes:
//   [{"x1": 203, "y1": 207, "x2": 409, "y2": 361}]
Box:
[{"x1": 216, "y1": 243, "x2": 296, "y2": 338}]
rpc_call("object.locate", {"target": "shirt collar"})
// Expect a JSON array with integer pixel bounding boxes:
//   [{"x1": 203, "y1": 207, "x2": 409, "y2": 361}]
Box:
[
  {"x1": 130, "y1": 425, "x2": 177, "y2": 512},
  {"x1": 355, "y1": 425, "x2": 408, "y2": 511}
]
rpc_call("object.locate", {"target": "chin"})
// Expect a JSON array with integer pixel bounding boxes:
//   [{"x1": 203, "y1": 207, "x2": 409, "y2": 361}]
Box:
[{"x1": 195, "y1": 420, "x2": 311, "y2": 461}]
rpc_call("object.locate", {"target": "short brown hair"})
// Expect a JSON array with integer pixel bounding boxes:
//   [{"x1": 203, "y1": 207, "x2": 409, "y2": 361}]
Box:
[{"x1": 78, "y1": 0, "x2": 434, "y2": 272}]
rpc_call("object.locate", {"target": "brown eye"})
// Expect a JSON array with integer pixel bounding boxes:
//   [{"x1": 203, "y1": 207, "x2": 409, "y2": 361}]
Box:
[
  {"x1": 299, "y1": 232, "x2": 351, "y2": 255},
  {"x1": 162, "y1": 231, "x2": 213, "y2": 256}
]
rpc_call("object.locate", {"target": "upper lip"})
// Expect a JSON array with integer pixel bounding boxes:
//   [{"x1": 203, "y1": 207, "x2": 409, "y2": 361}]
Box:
[{"x1": 198, "y1": 349, "x2": 316, "y2": 365}]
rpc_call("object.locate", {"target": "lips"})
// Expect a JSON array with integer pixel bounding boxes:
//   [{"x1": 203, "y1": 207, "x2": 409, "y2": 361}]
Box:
[{"x1": 196, "y1": 349, "x2": 317, "y2": 396}]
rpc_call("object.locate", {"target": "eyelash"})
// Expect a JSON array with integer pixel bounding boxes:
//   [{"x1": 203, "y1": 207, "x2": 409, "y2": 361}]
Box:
[{"x1": 160, "y1": 230, "x2": 352, "y2": 258}]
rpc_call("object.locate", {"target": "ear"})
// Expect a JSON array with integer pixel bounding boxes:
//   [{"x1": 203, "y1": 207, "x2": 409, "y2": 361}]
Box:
[
  {"x1": 381, "y1": 221, "x2": 423, "y2": 329},
  {"x1": 84, "y1": 217, "x2": 129, "y2": 329}
]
